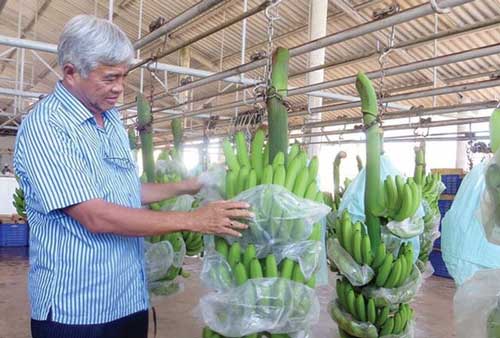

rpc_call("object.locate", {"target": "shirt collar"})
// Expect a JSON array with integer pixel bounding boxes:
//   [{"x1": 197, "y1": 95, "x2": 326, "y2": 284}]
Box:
[{"x1": 53, "y1": 81, "x2": 119, "y2": 126}]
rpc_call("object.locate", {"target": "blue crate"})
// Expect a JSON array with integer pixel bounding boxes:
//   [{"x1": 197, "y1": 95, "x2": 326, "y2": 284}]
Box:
[
  {"x1": 0, "y1": 223, "x2": 29, "y2": 247},
  {"x1": 430, "y1": 249, "x2": 452, "y2": 279},
  {"x1": 433, "y1": 237, "x2": 441, "y2": 249},
  {"x1": 438, "y1": 200, "x2": 453, "y2": 217},
  {"x1": 441, "y1": 174, "x2": 462, "y2": 195}
]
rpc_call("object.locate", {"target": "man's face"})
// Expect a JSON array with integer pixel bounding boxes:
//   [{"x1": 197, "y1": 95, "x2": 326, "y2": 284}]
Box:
[{"x1": 64, "y1": 63, "x2": 128, "y2": 114}]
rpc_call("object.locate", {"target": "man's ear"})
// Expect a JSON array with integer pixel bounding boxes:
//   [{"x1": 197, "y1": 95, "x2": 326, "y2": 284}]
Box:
[{"x1": 62, "y1": 63, "x2": 79, "y2": 85}]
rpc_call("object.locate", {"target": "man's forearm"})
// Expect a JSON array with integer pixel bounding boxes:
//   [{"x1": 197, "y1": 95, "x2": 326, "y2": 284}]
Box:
[{"x1": 65, "y1": 199, "x2": 193, "y2": 236}]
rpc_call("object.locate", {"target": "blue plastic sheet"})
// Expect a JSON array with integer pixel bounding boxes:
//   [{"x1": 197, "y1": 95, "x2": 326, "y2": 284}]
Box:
[
  {"x1": 338, "y1": 155, "x2": 421, "y2": 262},
  {"x1": 441, "y1": 162, "x2": 500, "y2": 285}
]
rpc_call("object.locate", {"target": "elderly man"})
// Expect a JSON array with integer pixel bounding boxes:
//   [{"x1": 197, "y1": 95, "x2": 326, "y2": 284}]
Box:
[{"x1": 14, "y1": 15, "x2": 250, "y2": 338}]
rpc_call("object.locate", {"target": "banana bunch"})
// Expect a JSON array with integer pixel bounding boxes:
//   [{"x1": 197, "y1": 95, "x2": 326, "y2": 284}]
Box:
[
  {"x1": 336, "y1": 278, "x2": 414, "y2": 337},
  {"x1": 12, "y1": 187, "x2": 26, "y2": 219},
  {"x1": 382, "y1": 176, "x2": 422, "y2": 222},
  {"x1": 421, "y1": 173, "x2": 442, "y2": 202},
  {"x1": 202, "y1": 130, "x2": 324, "y2": 338},
  {"x1": 335, "y1": 210, "x2": 415, "y2": 289},
  {"x1": 149, "y1": 232, "x2": 189, "y2": 281},
  {"x1": 183, "y1": 231, "x2": 204, "y2": 256},
  {"x1": 204, "y1": 237, "x2": 318, "y2": 338}
]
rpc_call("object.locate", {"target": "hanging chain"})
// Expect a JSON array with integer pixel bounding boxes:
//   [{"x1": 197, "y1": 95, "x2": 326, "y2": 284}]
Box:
[
  {"x1": 265, "y1": 0, "x2": 281, "y2": 88},
  {"x1": 377, "y1": 12, "x2": 399, "y2": 121}
]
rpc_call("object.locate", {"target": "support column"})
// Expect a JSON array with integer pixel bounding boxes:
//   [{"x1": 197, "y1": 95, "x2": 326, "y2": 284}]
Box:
[{"x1": 305, "y1": 0, "x2": 328, "y2": 156}]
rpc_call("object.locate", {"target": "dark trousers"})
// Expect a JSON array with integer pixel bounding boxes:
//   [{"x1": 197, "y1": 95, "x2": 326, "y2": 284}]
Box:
[{"x1": 31, "y1": 309, "x2": 149, "y2": 338}]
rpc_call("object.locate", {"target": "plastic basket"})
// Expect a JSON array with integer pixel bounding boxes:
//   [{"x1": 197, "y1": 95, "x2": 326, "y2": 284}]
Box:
[
  {"x1": 438, "y1": 200, "x2": 453, "y2": 218},
  {"x1": 429, "y1": 249, "x2": 451, "y2": 279},
  {"x1": 441, "y1": 175, "x2": 463, "y2": 195},
  {"x1": 0, "y1": 223, "x2": 29, "y2": 247}
]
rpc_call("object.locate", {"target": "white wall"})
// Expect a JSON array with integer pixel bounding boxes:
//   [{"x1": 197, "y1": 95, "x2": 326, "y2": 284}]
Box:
[{"x1": 0, "y1": 135, "x2": 15, "y2": 171}]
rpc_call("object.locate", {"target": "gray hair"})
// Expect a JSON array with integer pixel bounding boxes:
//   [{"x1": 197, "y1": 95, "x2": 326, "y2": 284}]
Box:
[{"x1": 58, "y1": 15, "x2": 134, "y2": 77}]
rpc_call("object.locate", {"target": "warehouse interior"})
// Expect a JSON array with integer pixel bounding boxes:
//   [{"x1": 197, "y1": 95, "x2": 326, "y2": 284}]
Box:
[{"x1": 0, "y1": 0, "x2": 499, "y2": 337}]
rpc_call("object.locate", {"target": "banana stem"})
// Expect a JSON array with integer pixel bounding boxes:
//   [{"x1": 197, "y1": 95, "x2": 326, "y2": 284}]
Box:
[
  {"x1": 137, "y1": 93, "x2": 155, "y2": 183},
  {"x1": 490, "y1": 108, "x2": 500, "y2": 153},
  {"x1": 414, "y1": 147, "x2": 425, "y2": 185},
  {"x1": 356, "y1": 72, "x2": 381, "y2": 250},
  {"x1": 267, "y1": 47, "x2": 290, "y2": 164}
]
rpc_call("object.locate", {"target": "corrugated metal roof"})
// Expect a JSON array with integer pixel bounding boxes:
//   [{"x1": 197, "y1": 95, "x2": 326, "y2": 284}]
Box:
[{"x1": 0, "y1": 0, "x2": 499, "y2": 140}]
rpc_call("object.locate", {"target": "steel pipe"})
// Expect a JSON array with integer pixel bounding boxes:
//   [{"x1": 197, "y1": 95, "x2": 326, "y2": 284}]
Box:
[
  {"x1": 0, "y1": 87, "x2": 44, "y2": 98},
  {"x1": 290, "y1": 77, "x2": 500, "y2": 116},
  {"x1": 299, "y1": 135, "x2": 489, "y2": 145},
  {"x1": 132, "y1": 0, "x2": 225, "y2": 50},
  {"x1": 165, "y1": 0, "x2": 475, "y2": 95},
  {"x1": 129, "y1": 1, "x2": 269, "y2": 72},
  {"x1": 296, "y1": 116, "x2": 490, "y2": 138},
  {"x1": 290, "y1": 15, "x2": 500, "y2": 78},
  {"x1": 288, "y1": 43, "x2": 500, "y2": 96}
]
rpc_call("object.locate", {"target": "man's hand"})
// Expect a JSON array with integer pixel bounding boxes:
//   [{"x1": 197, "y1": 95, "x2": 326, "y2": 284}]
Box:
[{"x1": 190, "y1": 201, "x2": 253, "y2": 237}]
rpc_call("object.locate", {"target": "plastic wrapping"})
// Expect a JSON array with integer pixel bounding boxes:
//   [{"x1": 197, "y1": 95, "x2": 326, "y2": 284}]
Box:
[
  {"x1": 441, "y1": 162, "x2": 500, "y2": 285},
  {"x1": 454, "y1": 269, "x2": 500, "y2": 338},
  {"x1": 145, "y1": 241, "x2": 174, "y2": 282},
  {"x1": 480, "y1": 151, "x2": 500, "y2": 244},
  {"x1": 327, "y1": 238, "x2": 374, "y2": 286},
  {"x1": 339, "y1": 155, "x2": 424, "y2": 223},
  {"x1": 156, "y1": 158, "x2": 187, "y2": 178},
  {"x1": 149, "y1": 280, "x2": 184, "y2": 298},
  {"x1": 386, "y1": 216, "x2": 424, "y2": 239},
  {"x1": 160, "y1": 194, "x2": 194, "y2": 212},
  {"x1": 275, "y1": 240, "x2": 323, "y2": 280},
  {"x1": 380, "y1": 321, "x2": 415, "y2": 338},
  {"x1": 224, "y1": 185, "x2": 330, "y2": 247},
  {"x1": 329, "y1": 300, "x2": 378, "y2": 338},
  {"x1": 381, "y1": 229, "x2": 420, "y2": 264},
  {"x1": 196, "y1": 164, "x2": 226, "y2": 204},
  {"x1": 200, "y1": 278, "x2": 320, "y2": 337},
  {"x1": 200, "y1": 252, "x2": 235, "y2": 291},
  {"x1": 361, "y1": 267, "x2": 422, "y2": 307},
  {"x1": 338, "y1": 155, "x2": 422, "y2": 261}
]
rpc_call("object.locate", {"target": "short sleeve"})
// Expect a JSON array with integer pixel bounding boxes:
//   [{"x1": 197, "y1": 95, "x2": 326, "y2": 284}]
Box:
[{"x1": 17, "y1": 120, "x2": 102, "y2": 214}]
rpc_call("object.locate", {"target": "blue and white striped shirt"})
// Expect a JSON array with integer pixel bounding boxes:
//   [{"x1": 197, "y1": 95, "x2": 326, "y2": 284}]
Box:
[{"x1": 14, "y1": 81, "x2": 149, "y2": 325}]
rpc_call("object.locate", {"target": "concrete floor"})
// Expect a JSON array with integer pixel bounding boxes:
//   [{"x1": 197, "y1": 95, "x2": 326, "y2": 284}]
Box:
[{"x1": 0, "y1": 247, "x2": 456, "y2": 338}]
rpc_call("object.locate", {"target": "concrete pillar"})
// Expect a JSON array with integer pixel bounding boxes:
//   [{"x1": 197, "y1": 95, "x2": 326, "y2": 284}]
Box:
[{"x1": 305, "y1": 0, "x2": 328, "y2": 157}]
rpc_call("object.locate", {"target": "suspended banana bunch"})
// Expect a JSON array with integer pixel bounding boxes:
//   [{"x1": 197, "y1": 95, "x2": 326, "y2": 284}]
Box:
[
  {"x1": 202, "y1": 127, "x2": 325, "y2": 338},
  {"x1": 329, "y1": 73, "x2": 420, "y2": 338},
  {"x1": 380, "y1": 175, "x2": 422, "y2": 222}
]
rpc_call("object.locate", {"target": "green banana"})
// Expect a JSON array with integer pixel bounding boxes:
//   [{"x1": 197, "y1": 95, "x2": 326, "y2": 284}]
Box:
[{"x1": 375, "y1": 253, "x2": 394, "y2": 287}]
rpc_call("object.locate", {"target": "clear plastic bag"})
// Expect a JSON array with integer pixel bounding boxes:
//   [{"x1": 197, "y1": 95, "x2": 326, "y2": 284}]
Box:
[
  {"x1": 149, "y1": 280, "x2": 184, "y2": 298},
  {"x1": 145, "y1": 240, "x2": 174, "y2": 282},
  {"x1": 160, "y1": 194, "x2": 194, "y2": 212},
  {"x1": 275, "y1": 240, "x2": 323, "y2": 280},
  {"x1": 381, "y1": 229, "x2": 420, "y2": 264},
  {"x1": 380, "y1": 321, "x2": 415, "y2": 338},
  {"x1": 361, "y1": 267, "x2": 422, "y2": 307},
  {"x1": 156, "y1": 158, "x2": 187, "y2": 178},
  {"x1": 329, "y1": 300, "x2": 378, "y2": 338},
  {"x1": 224, "y1": 185, "x2": 330, "y2": 247},
  {"x1": 339, "y1": 155, "x2": 424, "y2": 223},
  {"x1": 386, "y1": 216, "x2": 424, "y2": 239},
  {"x1": 201, "y1": 239, "x2": 323, "y2": 290},
  {"x1": 196, "y1": 164, "x2": 226, "y2": 204},
  {"x1": 200, "y1": 278, "x2": 320, "y2": 337},
  {"x1": 327, "y1": 238, "x2": 374, "y2": 286},
  {"x1": 481, "y1": 152, "x2": 500, "y2": 244},
  {"x1": 200, "y1": 252, "x2": 235, "y2": 291},
  {"x1": 454, "y1": 269, "x2": 500, "y2": 338},
  {"x1": 441, "y1": 162, "x2": 500, "y2": 285}
]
